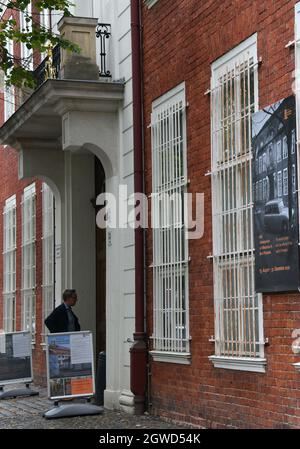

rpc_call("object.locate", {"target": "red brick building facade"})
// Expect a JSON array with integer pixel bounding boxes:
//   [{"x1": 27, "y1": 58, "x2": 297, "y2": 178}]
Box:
[
  {"x1": 143, "y1": 0, "x2": 300, "y2": 428},
  {"x1": 0, "y1": 4, "x2": 52, "y2": 385}
]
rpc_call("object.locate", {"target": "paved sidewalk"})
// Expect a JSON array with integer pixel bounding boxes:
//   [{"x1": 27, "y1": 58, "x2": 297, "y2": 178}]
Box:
[{"x1": 0, "y1": 384, "x2": 187, "y2": 429}]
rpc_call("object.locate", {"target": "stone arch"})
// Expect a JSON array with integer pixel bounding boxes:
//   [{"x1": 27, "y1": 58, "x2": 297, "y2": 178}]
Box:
[{"x1": 81, "y1": 142, "x2": 115, "y2": 179}]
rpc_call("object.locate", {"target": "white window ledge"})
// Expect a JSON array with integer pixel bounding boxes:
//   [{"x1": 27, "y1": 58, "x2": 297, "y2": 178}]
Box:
[
  {"x1": 150, "y1": 350, "x2": 191, "y2": 365},
  {"x1": 145, "y1": 0, "x2": 159, "y2": 9},
  {"x1": 209, "y1": 355, "x2": 267, "y2": 373},
  {"x1": 294, "y1": 362, "x2": 300, "y2": 372}
]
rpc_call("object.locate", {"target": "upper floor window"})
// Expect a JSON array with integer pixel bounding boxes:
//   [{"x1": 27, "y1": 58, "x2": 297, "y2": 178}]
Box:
[
  {"x1": 20, "y1": 2, "x2": 33, "y2": 70},
  {"x1": 283, "y1": 136, "x2": 288, "y2": 159},
  {"x1": 277, "y1": 140, "x2": 282, "y2": 162},
  {"x1": 4, "y1": 26, "x2": 15, "y2": 121}
]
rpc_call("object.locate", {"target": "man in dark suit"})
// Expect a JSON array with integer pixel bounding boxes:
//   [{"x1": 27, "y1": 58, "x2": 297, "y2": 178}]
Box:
[{"x1": 45, "y1": 289, "x2": 81, "y2": 333}]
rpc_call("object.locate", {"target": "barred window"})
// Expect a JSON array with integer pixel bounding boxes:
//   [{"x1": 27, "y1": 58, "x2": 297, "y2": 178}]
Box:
[
  {"x1": 210, "y1": 35, "x2": 265, "y2": 370},
  {"x1": 21, "y1": 183, "x2": 36, "y2": 339},
  {"x1": 150, "y1": 83, "x2": 190, "y2": 362},
  {"x1": 42, "y1": 183, "x2": 55, "y2": 343},
  {"x1": 3, "y1": 196, "x2": 16, "y2": 333}
]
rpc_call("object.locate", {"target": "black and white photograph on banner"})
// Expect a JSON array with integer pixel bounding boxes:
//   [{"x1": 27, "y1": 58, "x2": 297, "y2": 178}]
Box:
[
  {"x1": 252, "y1": 95, "x2": 300, "y2": 292},
  {"x1": 0, "y1": 332, "x2": 32, "y2": 385},
  {"x1": 47, "y1": 332, "x2": 94, "y2": 400}
]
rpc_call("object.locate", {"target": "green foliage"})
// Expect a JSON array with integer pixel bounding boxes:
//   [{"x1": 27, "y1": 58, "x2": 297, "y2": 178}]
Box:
[{"x1": 0, "y1": 0, "x2": 80, "y2": 88}]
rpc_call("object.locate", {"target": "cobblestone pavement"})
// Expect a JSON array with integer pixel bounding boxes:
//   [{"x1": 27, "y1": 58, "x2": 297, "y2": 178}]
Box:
[{"x1": 0, "y1": 384, "x2": 187, "y2": 429}]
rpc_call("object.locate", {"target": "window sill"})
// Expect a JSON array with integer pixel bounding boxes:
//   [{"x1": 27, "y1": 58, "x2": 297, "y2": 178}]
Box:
[
  {"x1": 209, "y1": 355, "x2": 267, "y2": 373},
  {"x1": 150, "y1": 350, "x2": 191, "y2": 365}
]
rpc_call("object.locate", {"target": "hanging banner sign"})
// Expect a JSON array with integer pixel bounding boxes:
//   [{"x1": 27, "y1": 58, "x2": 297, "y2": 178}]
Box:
[
  {"x1": 0, "y1": 332, "x2": 33, "y2": 386},
  {"x1": 46, "y1": 331, "x2": 95, "y2": 400},
  {"x1": 252, "y1": 95, "x2": 299, "y2": 292}
]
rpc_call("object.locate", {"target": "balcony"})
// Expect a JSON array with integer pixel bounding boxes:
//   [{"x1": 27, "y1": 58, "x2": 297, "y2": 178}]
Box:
[
  {"x1": 0, "y1": 16, "x2": 124, "y2": 154},
  {"x1": 32, "y1": 23, "x2": 112, "y2": 90}
]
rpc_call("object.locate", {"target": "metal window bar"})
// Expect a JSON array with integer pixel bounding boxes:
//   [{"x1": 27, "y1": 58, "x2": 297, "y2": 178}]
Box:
[
  {"x1": 96, "y1": 23, "x2": 111, "y2": 78},
  {"x1": 151, "y1": 94, "x2": 189, "y2": 353},
  {"x1": 211, "y1": 48, "x2": 265, "y2": 359}
]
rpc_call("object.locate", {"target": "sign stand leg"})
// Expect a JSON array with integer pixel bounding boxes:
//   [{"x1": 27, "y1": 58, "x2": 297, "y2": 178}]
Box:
[
  {"x1": 43, "y1": 398, "x2": 103, "y2": 419},
  {"x1": 0, "y1": 383, "x2": 39, "y2": 400}
]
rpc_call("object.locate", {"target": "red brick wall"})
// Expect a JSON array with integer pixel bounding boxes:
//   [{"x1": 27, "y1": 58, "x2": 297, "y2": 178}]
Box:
[
  {"x1": 143, "y1": 0, "x2": 300, "y2": 428},
  {"x1": 0, "y1": 4, "x2": 47, "y2": 385}
]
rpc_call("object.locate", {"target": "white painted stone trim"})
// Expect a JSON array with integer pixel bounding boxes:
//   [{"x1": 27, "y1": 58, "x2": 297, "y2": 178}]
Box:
[
  {"x1": 145, "y1": 0, "x2": 159, "y2": 9},
  {"x1": 209, "y1": 356, "x2": 267, "y2": 373},
  {"x1": 150, "y1": 351, "x2": 191, "y2": 365}
]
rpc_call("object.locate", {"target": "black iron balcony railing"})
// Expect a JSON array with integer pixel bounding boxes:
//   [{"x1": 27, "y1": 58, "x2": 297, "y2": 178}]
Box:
[
  {"x1": 96, "y1": 23, "x2": 111, "y2": 78},
  {"x1": 33, "y1": 44, "x2": 61, "y2": 88}
]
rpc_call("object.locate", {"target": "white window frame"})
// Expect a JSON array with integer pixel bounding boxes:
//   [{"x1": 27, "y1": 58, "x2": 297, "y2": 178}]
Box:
[
  {"x1": 259, "y1": 179, "x2": 263, "y2": 201},
  {"x1": 277, "y1": 140, "x2": 282, "y2": 162},
  {"x1": 259, "y1": 155, "x2": 262, "y2": 174},
  {"x1": 292, "y1": 164, "x2": 296, "y2": 194},
  {"x1": 41, "y1": 183, "x2": 55, "y2": 345},
  {"x1": 283, "y1": 136, "x2": 288, "y2": 159},
  {"x1": 40, "y1": 7, "x2": 51, "y2": 30},
  {"x1": 209, "y1": 34, "x2": 266, "y2": 373},
  {"x1": 150, "y1": 82, "x2": 190, "y2": 365},
  {"x1": 273, "y1": 172, "x2": 277, "y2": 197},
  {"x1": 263, "y1": 178, "x2": 267, "y2": 201},
  {"x1": 291, "y1": 129, "x2": 296, "y2": 155},
  {"x1": 20, "y1": 2, "x2": 33, "y2": 70},
  {"x1": 3, "y1": 195, "x2": 16, "y2": 333},
  {"x1": 283, "y1": 168, "x2": 288, "y2": 196},
  {"x1": 21, "y1": 183, "x2": 36, "y2": 340},
  {"x1": 262, "y1": 152, "x2": 267, "y2": 172},
  {"x1": 277, "y1": 170, "x2": 283, "y2": 198},
  {"x1": 4, "y1": 26, "x2": 15, "y2": 121}
]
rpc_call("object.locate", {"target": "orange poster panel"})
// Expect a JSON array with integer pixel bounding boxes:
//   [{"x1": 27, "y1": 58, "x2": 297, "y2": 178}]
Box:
[{"x1": 71, "y1": 377, "x2": 93, "y2": 395}]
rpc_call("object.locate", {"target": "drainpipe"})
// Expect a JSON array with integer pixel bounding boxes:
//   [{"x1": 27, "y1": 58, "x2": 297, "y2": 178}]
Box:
[{"x1": 130, "y1": 0, "x2": 147, "y2": 414}]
